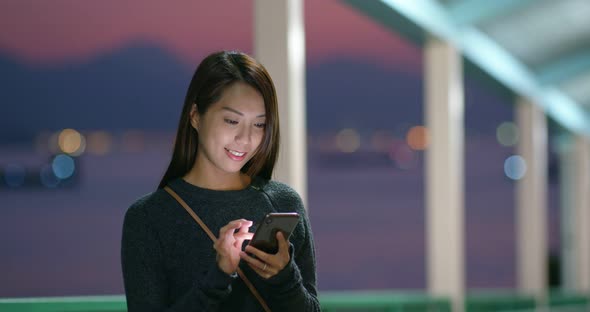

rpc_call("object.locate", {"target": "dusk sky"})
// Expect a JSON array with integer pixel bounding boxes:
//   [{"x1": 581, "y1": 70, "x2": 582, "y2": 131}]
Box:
[
  {"x1": 0, "y1": 0, "x2": 420, "y2": 70},
  {"x1": 0, "y1": 0, "x2": 563, "y2": 298}
]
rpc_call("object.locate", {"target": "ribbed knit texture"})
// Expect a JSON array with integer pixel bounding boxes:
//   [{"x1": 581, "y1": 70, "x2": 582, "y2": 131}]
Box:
[{"x1": 121, "y1": 176, "x2": 320, "y2": 312}]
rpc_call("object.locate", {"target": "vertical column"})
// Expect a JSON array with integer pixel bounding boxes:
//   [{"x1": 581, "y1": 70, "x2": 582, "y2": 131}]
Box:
[
  {"x1": 424, "y1": 37, "x2": 465, "y2": 312},
  {"x1": 254, "y1": 0, "x2": 307, "y2": 206},
  {"x1": 515, "y1": 97, "x2": 548, "y2": 301},
  {"x1": 561, "y1": 134, "x2": 590, "y2": 291},
  {"x1": 559, "y1": 134, "x2": 575, "y2": 291},
  {"x1": 573, "y1": 135, "x2": 590, "y2": 292}
]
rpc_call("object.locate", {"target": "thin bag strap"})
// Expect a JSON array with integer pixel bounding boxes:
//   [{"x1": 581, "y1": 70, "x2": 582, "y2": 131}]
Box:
[{"x1": 164, "y1": 186, "x2": 272, "y2": 312}]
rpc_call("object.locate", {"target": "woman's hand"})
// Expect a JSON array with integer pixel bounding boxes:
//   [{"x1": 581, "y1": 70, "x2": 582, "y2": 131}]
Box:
[
  {"x1": 214, "y1": 219, "x2": 254, "y2": 275},
  {"x1": 240, "y1": 231, "x2": 291, "y2": 279}
]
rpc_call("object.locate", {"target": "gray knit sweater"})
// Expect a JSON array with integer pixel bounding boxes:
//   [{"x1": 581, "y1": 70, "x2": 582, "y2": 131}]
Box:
[{"x1": 121, "y1": 176, "x2": 321, "y2": 311}]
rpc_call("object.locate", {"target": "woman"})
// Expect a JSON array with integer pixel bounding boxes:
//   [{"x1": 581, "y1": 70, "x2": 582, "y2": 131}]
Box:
[{"x1": 121, "y1": 50, "x2": 321, "y2": 311}]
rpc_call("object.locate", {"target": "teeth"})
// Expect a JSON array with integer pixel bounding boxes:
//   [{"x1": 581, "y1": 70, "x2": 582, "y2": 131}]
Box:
[{"x1": 227, "y1": 149, "x2": 245, "y2": 157}]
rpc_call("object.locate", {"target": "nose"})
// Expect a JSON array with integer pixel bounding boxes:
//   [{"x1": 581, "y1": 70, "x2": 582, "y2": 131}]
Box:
[{"x1": 235, "y1": 124, "x2": 252, "y2": 146}]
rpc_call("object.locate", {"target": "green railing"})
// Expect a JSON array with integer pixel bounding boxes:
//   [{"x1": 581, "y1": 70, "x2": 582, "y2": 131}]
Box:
[
  {"x1": 465, "y1": 290, "x2": 590, "y2": 312},
  {"x1": 0, "y1": 292, "x2": 452, "y2": 312},
  {"x1": 0, "y1": 291, "x2": 588, "y2": 312},
  {"x1": 465, "y1": 290, "x2": 536, "y2": 312},
  {"x1": 319, "y1": 290, "x2": 451, "y2": 311},
  {"x1": 0, "y1": 296, "x2": 126, "y2": 312},
  {"x1": 549, "y1": 291, "x2": 589, "y2": 308}
]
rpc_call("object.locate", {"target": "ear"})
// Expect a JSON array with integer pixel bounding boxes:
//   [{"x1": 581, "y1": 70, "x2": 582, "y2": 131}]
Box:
[{"x1": 189, "y1": 103, "x2": 199, "y2": 130}]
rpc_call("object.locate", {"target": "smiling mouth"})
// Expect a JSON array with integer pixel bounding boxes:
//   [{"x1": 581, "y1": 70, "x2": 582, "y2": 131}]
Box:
[{"x1": 225, "y1": 148, "x2": 246, "y2": 157}]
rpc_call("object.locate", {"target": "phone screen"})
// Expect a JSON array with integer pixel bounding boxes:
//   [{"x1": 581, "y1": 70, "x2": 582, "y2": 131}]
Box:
[{"x1": 249, "y1": 212, "x2": 300, "y2": 254}]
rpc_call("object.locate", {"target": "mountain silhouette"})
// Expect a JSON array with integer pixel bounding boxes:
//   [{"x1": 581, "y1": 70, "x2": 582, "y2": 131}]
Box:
[
  {"x1": 0, "y1": 41, "x2": 191, "y2": 142},
  {"x1": 0, "y1": 42, "x2": 512, "y2": 143}
]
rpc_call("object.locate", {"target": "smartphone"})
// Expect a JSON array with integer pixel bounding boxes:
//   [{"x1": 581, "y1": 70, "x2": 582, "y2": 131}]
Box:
[{"x1": 249, "y1": 212, "x2": 300, "y2": 254}]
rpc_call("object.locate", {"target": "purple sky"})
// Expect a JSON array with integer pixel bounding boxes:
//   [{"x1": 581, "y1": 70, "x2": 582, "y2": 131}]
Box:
[{"x1": 0, "y1": 0, "x2": 420, "y2": 70}]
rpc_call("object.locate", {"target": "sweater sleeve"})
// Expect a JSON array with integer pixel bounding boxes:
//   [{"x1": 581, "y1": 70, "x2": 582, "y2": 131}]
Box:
[
  {"x1": 261, "y1": 188, "x2": 322, "y2": 312},
  {"x1": 121, "y1": 200, "x2": 237, "y2": 312}
]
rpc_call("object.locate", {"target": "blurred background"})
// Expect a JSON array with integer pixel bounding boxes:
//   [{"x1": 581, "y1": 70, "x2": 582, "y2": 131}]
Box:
[{"x1": 0, "y1": 0, "x2": 570, "y2": 298}]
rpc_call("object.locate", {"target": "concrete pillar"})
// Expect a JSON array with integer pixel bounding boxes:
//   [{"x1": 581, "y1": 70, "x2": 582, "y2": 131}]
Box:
[
  {"x1": 559, "y1": 134, "x2": 576, "y2": 291},
  {"x1": 572, "y1": 135, "x2": 590, "y2": 292},
  {"x1": 254, "y1": 0, "x2": 307, "y2": 206},
  {"x1": 515, "y1": 97, "x2": 548, "y2": 302},
  {"x1": 560, "y1": 134, "x2": 590, "y2": 292},
  {"x1": 424, "y1": 36, "x2": 465, "y2": 312}
]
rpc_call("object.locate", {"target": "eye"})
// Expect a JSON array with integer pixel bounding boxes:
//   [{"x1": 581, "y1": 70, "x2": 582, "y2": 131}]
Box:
[
  {"x1": 224, "y1": 118, "x2": 238, "y2": 125},
  {"x1": 254, "y1": 123, "x2": 266, "y2": 129}
]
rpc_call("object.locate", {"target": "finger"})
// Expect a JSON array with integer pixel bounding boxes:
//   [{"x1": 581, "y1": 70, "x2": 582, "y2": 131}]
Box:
[
  {"x1": 233, "y1": 233, "x2": 252, "y2": 248},
  {"x1": 277, "y1": 231, "x2": 289, "y2": 253},
  {"x1": 244, "y1": 245, "x2": 270, "y2": 263},
  {"x1": 219, "y1": 220, "x2": 243, "y2": 235},
  {"x1": 240, "y1": 251, "x2": 268, "y2": 271},
  {"x1": 234, "y1": 232, "x2": 254, "y2": 241},
  {"x1": 219, "y1": 219, "x2": 250, "y2": 238},
  {"x1": 241, "y1": 252, "x2": 277, "y2": 278},
  {"x1": 247, "y1": 262, "x2": 274, "y2": 279},
  {"x1": 223, "y1": 219, "x2": 250, "y2": 231},
  {"x1": 238, "y1": 220, "x2": 253, "y2": 234}
]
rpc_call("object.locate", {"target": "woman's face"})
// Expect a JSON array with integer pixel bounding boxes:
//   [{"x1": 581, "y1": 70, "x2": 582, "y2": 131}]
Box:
[{"x1": 192, "y1": 82, "x2": 266, "y2": 176}]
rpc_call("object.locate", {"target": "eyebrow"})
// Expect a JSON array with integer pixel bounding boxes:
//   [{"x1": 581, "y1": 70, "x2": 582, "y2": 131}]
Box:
[{"x1": 222, "y1": 106, "x2": 265, "y2": 118}]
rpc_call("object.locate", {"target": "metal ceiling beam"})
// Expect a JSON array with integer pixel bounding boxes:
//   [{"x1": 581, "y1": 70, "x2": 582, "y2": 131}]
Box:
[
  {"x1": 536, "y1": 51, "x2": 590, "y2": 85},
  {"x1": 343, "y1": 0, "x2": 590, "y2": 137},
  {"x1": 560, "y1": 72, "x2": 590, "y2": 107},
  {"x1": 337, "y1": 0, "x2": 427, "y2": 45},
  {"x1": 447, "y1": 0, "x2": 537, "y2": 26}
]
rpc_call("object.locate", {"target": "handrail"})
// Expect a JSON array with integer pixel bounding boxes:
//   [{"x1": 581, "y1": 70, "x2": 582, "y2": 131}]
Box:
[{"x1": 0, "y1": 291, "x2": 588, "y2": 312}]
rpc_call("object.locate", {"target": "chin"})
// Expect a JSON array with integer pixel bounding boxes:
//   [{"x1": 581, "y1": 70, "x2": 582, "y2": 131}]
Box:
[{"x1": 221, "y1": 164, "x2": 246, "y2": 174}]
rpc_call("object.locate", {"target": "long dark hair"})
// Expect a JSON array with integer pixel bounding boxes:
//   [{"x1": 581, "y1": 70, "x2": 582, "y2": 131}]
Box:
[{"x1": 158, "y1": 51, "x2": 280, "y2": 189}]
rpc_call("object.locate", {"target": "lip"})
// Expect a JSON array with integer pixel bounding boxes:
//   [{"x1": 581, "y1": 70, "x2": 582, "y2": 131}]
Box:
[{"x1": 225, "y1": 148, "x2": 247, "y2": 161}]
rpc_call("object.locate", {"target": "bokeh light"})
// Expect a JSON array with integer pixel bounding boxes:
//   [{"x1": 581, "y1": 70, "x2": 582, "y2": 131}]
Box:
[
  {"x1": 58, "y1": 128, "x2": 86, "y2": 155},
  {"x1": 406, "y1": 125, "x2": 429, "y2": 150},
  {"x1": 504, "y1": 155, "x2": 527, "y2": 180},
  {"x1": 496, "y1": 122, "x2": 519, "y2": 147},
  {"x1": 335, "y1": 128, "x2": 360, "y2": 153},
  {"x1": 87, "y1": 131, "x2": 113, "y2": 155},
  {"x1": 52, "y1": 154, "x2": 76, "y2": 179},
  {"x1": 3, "y1": 164, "x2": 26, "y2": 187}
]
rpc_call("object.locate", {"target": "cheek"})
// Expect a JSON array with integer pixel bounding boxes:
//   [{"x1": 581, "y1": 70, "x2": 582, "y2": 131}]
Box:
[
  {"x1": 246, "y1": 132, "x2": 264, "y2": 157},
  {"x1": 211, "y1": 126, "x2": 233, "y2": 144},
  {"x1": 254, "y1": 131, "x2": 265, "y2": 147}
]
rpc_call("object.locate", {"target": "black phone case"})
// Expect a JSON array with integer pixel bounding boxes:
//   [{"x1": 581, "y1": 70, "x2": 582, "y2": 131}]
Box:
[{"x1": 249, "y1": 213, "x2": 300, "y2": 254}]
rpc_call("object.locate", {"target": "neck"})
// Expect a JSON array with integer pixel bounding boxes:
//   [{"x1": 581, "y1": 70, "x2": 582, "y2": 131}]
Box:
[{"x1": 182, "y1": 164, "x2": 250, "y2": 191}]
